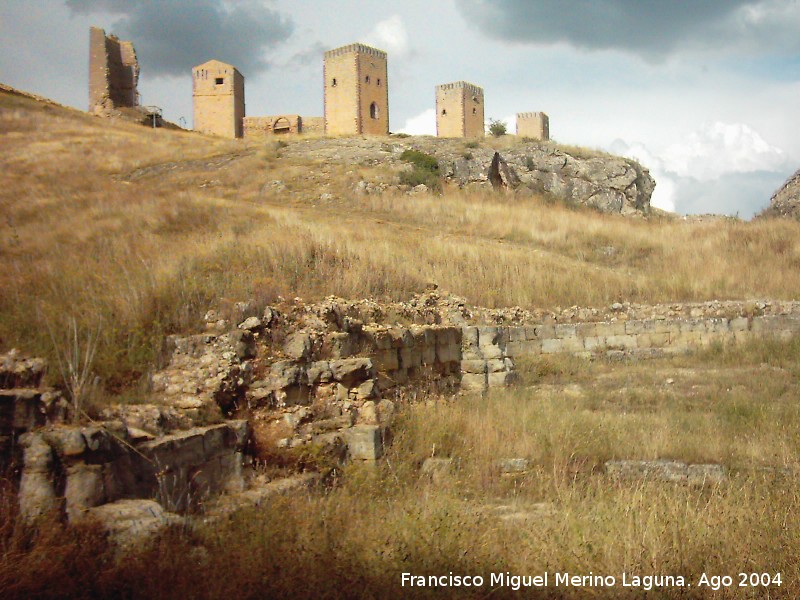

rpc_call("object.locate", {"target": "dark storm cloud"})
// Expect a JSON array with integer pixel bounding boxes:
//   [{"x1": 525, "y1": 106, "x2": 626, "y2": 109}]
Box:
[
  {"x1": 66, "y1": 0, "x2": 293, "y2": 77},
  {"x1": 455, "y1": 0, "x2": 790, "y2": 57}
]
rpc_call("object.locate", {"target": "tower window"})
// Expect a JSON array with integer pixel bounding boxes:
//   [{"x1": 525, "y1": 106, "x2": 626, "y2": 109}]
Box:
[
  {"x1": 331, "y1": 78, "x2": 337, "y2": 87},
  {"x1": 472, "y1": 108, "x2": 477, "y2": 114},
  {"x1": 370, "y1": 102, "x2": 379, "y2": 119},
  {"x1": 215, "y1": 77, "x2": 224, "y2": 85},
  {"x1": 365, "y1": 75, "x2": 371, "y2": 84},
  {"x1": 377, "y1": 78, "x2": 381, "y2": 86},
  {"x1": 441, "y1": 109, "x2": 447, "y2": 116}
]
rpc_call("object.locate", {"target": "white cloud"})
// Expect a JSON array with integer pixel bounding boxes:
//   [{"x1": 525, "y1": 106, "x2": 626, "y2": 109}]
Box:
[
  {"x1": 501, "y1": 114, "x2": 516, "y2": 133},
  {"x1": 397, "y1": 108, "x2": 436, "y2": 135},
  {"x1": 660, "y1": 121, "x2": 789, "y2": 180},
  {"x1": 610, "y1": 122, "x2": 792, "y2": 217},
  {"x1": 364, "y1": 15, "x2": 409, "y2": 57},
  {"x1": 609, "y1": 140, "x2": 677, "y2": 212}
]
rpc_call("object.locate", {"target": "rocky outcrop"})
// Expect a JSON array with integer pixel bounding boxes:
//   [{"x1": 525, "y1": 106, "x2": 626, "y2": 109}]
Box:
[
  {"x1": 762, "y1": 167, "x2": 800, "y2": 219},
  {"x1": 1, "y1": 350, "x2": 69, "y2": 473},
  {"x1": 279, "y1": 137, "x2": 655, "y2": 215},
  {"x1": 443, "y1": 143, "x2": 654, "y2": 214},
  {"x1": 18, "y1": 420, "x2": 249, "y2": 520}
]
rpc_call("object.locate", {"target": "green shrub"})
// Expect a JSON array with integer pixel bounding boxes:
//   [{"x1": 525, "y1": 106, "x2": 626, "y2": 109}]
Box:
[
  {"x1": 487, "y1": 118, "x2": 507, "y2": 137},
  {"x1": 399, "y1": 149, "x2": 439, "y2": 173},
  {"x1": 399, "y1": 149, "x2": 440, "y2": 192}
]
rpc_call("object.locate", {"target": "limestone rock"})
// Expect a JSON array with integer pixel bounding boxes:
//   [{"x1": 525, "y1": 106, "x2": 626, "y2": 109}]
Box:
[
  {"x1": 488, "y1": 152, "x2": 521, "y2": 190},
  {"x1": 330, "y1": 358, "x2": 373, "y2": 387},
  {"x1": 344, "y1": 425, "x2": 384, "y2": 460},
  {"x1": 0, "y1": 349, "x2": 47, "y2": 388},
  {"x1": 284, "y1": 331, "x2": 313, "y2": 360},
  {"x1": 85, "y1": 499, "x2": 183, "y2": 547},
  {"x1": 762, "y1": 167, "x2": 800, "y2": 219},
  {"x1": 238, "y1": 316, "x2": 263, "y2": 331},
  {"x1": 497, "y1": 458, "x2": 530, "y2": 474},
  {"x1": 279, "y1": 137, "x2": 654, "y2": 215},
  {"x1": 18, "y1": 433, "x2": 57, "y2": 520}
]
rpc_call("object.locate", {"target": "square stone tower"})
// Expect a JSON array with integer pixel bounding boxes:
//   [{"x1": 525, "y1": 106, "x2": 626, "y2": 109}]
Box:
[
  {"x1": 516, "y1": 112, "x2": 550, "y2": 141},
  {"x1": 436, "y1": 81, "x2": 485, "y2": 138},
  {"x1": 192, "y1": 60, "x2": 245, "y2": 138},
  {"x1": 89, "y1": 27, "x2": 139, "y2": 114},
  {"x1": 324, "y1": 43, "x2": 389, "y2": 136}
]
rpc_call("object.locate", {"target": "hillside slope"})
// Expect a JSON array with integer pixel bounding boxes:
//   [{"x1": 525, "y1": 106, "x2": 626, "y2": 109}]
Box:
[{"x1": 3, "y1": 85, "x2": 800, "y2": 392}]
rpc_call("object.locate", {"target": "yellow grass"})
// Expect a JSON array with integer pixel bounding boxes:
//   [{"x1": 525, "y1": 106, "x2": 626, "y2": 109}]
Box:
[
  {"x1": 2, "y1": 338, "x2": 800, "y2": 598},
  {"x1": 3, "y1": 88, "x2": 800, "y2": 391}
]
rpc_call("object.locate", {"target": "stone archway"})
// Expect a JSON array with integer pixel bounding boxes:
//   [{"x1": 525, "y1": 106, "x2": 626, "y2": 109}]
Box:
[{"x1": 272, "y1": 116, "x2": 291, "y2": 134}]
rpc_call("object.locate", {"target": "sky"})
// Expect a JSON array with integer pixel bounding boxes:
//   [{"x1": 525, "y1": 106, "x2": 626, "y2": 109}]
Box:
[{"x1": 1, "y1": 0, "x2": 798, "y2": 218}]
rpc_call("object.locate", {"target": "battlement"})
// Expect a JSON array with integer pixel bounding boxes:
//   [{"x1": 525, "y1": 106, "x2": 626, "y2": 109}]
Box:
[
  {"x1": 436, "y1": 81, "x2": 485, "y2": 139},
  {"x1": 324, "y1": 42, "x2": 389, "y2": 135},
  {"x1": 517, "y1": 111, "x2": 547, "y2": 120},
  {"x1": 324, "y1": 43, "x2": 386, "y2": 60},
  {"x1": 436, "y1": 81, "x2": 484, "y2": 98},
  {"x1": 516, "y1": 111, "x2": 550, "y2": 141}
]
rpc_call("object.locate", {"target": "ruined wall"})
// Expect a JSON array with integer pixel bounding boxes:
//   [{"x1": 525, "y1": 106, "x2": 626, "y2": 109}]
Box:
[
  {"x1": 192, "y1": 60, "x2": 245, "y2": 138},
  {"x1": 516, "y1": 112, "x2": 549, "y2": 141},
  {"x1": 19, "y1": 421, "x2": 248, "y2": 520},
  {"x1": 243, "y1": 115, "x2": 324, "y2": 138},
  {"x1": 302, "y1": 116, "x2": 325, "y2": 135},
  {"x1": 436, "y1": 81, "x2": 484, "y2": 139},
  {"x1": 472, "y1": 313, "x2": 800, "y2": 367},
  {"x1": 88, "y1": 27, "x2": 139, "y2": 114},
  {"x1": 324, "y1": 43, "x2": 389, "y2": 136}
]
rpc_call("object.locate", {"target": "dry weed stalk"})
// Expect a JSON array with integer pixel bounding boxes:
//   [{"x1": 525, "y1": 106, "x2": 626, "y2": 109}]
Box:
[{"x1": 45, "y1": 316, "x2": 101, "y2": 423}]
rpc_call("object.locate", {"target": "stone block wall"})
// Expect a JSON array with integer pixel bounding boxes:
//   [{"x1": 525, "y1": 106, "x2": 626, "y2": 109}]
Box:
[
  {"x1": 324, "y1": 43, "x2": 389, "y2": 136},
  {"x1": 243, "y1": 115, "x2": 325, "y2": 138},
  {"x1": 1, "y1": 350, "x2": 68, "y2": 473},
  {"x1": 89, "y1": 27, "x2": 139, "y2": 114},
  {"x1": 436, "y1": 81, "x2": 485, "y2": 139},
  {"x1": 19, "y1": 421, "x2": 247, "y2": 520},
  {"x1": 487, "y1": 313, "x2": 800, "y2": 363},
  {"x1": 249, "y1": 325, "x2": 465, "y2": 410},
  {"x1": 192, "y1": 60, "x2": 245, "y2": 138},
  {"x1": 516, "y1": 112, "x2": 549, "y2": 141}
]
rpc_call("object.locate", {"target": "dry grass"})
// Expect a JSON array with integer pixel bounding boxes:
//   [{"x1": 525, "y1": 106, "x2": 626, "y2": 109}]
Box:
[
  {"x1": 2, "y1": 338, "x2": 799, "y2": 598},
  {"x1": 4, "y1": 87, "x2": 800, "y2": 393}
]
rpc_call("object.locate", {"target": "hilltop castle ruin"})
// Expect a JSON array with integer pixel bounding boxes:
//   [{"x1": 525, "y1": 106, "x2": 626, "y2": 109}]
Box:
[
  {"x1": 88, "y1": 27, "x2": 550, "y2": 141},
  {"x1": 436, "y1": 81, "x2": 485, "y2": 139},
  {"x1": 516, "y1": 112, "x2": 550, "y2": 141},
  {"x1": 192, "y1": 60, "x2": 245, "y2": 138},
  {"x1": 88, "y1": 27, "x2": 139, "y2": 114},
  {"x1": 323, "y1": 43, "x2": 389, "y2": 136}
]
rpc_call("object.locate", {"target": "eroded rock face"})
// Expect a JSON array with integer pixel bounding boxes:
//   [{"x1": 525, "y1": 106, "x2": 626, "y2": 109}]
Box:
[
  {"x1": 762, "y1": 168, "x2": 800, "y2": 219},
  {"x1": 278, "y1": 137, "x2": 655, "y2": 215}
]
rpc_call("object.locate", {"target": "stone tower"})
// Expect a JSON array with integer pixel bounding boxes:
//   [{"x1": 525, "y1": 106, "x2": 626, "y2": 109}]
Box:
[
  {"x1": 516, "y1": 112, "x2": 550, "y2": 141},
  {"x1": 436, "y1": 81, "x2": 485, "y2": 139},
  {"x1": 89, "y1": 27, "x2": 139, "y2": 114},
  {"x1": 324, "y1": 43, "x2": 389, "y2": 136},
  {"x1": 192, "y1": 60, "x2": 245, "y2": 138}
]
